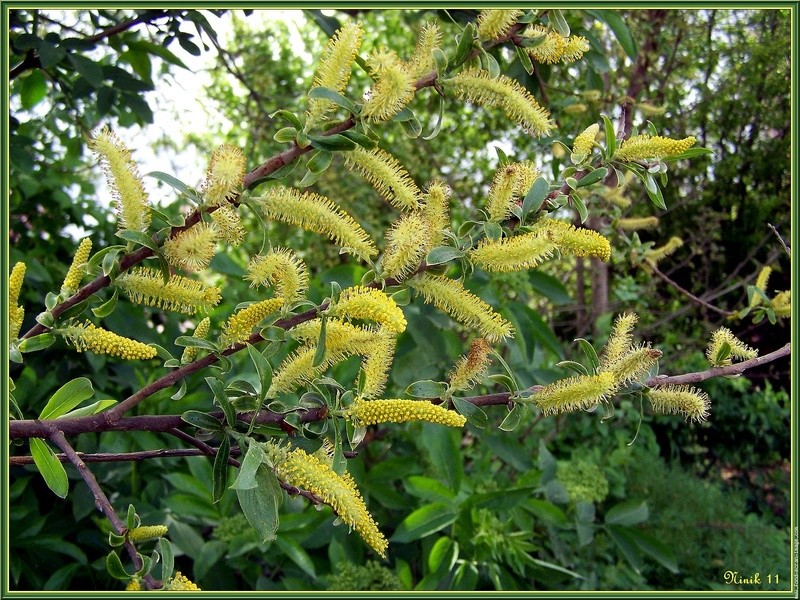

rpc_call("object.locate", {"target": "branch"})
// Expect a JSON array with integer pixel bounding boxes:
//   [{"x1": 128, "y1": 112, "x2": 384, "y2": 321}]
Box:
[
  {"x1": 650, "y1": 265, "x2": 734, "y2": 317},
  {"x1": 768, "y1": 222, "x2": 791, "y2": 256},
  {"x1": 9, "y1": 446, "x2": 240, "y2": 466}
]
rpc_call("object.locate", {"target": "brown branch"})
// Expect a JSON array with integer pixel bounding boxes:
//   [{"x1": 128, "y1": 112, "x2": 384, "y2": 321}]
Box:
[
  {"x1": 767, "y1": 223, "x2": 791, "y2": 256},
  {"x1": 10, "y1": 446, "x2": 242, "y2": 466},
  {"x1": 650, "y1": 265, "x2": 734, "y2": 317}
]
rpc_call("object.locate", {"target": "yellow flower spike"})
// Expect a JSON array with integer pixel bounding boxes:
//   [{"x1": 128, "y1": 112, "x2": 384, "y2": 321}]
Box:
[
  {"x1": 561, "y1": 36, "x2": 591, "y2": 63},
  {"x1": 221, "y1": 297, "x2": 284, "y2": 346},
  {"x1": 602, "y1": 345, "x2": 662, "y2": 385},
  {"x1": 382, "y1": 213, "x2": 431, "y2": 280},
  {"x1": 648, "y1": 385, "x2": 710, "y2": 422},
  {"x1": 181, "y1": 317, "x2": 211, "y2": 364},
  {"x1": 125, "y1": 578, "x2": 142, "y2": 591},
  {"x1": 268, "y1": 346, "x2": 324, "y2": 396},
  {"x1": 116, "y1": 267, "x2": 222, "y2": 315},
  {"x1": 409, "y1": 273, "x2": 514, "y2": 342},
  {"x1": 162, "y1": 222, "x2": 218, "y2": 272},
  {"x1": 64, "y1": 322, "x2": 157, "y2": 360},
  {"x1": 246, "y1": 249, "x2": 309, "y2": 306},
  {"x1": 599, "y1": 312, "x2": 638, "y2": 369},
  {"x1": 643, "y1": 236, "x2": 684, "y2": 269},
  {"x1": 328, "y1": 286, "x2": 407, "y2": 334},
  {"x1": 617, "y1": 216, "x2": 659, "y2": 231},
  {"x1": 359, "y1": 333, "x2": 397, "y2": 399},
  {"x1": 476, "y1": 9, "x2": 523, "y2": 40},
  {"x1": 10, "y1": 306, "x2": 25, "y2": 341},
  {"x1": 362, "y1": 48, "x2": 416, "y2": 123},
  {"x1": 203, "y1": 144, "x2": 246, "y2": 207},
  {"x1": 750, "y1": 266, "x2": 772, "y2": 307},
  {"x1": 342, "y1": 147, "x2": 422, "y2": 212},
  {"x1": 346, "y1": 397, "x2": 466, "y2": 428},
  {"x1": 167, "y1": 572, "x2": 201, "y2": 591},
  {"x1": 770, "y1": 290, "x2": 790, "y2": 318},
  {"x1": 211, "y1": 205, "x2": 245, "y2": 246},
  {"x1": 523, "y1": 25, "x2": 567, "y2": 64},
  {"x1": 257, "y1": 187, "x2": 377, "y2": 261},
  {"x1": 61, "y1": 238, "x2": 92, "y2": 295},
  {"x1": 533, "y1": 219, "x2": 612, "y2": 262},
  {"x1": 308, "y1": 22, "x2": 364, "y2": 121},
  {"x1": 448, "y1": 338, "x2": 492, "y2": 392},
  {"x1": 534, "y1": 372, "x2": 618, "y2": 416},
  {"x1": 91, "y1": 127, "x2": 150, "y2": 232},
  {"x1": 449, "y1": 69, "x2": 554, "y2": 137},
  {"x1": 706, "y1": 327, "x2": 758, "y2": 367},
  {"x1": 573, "y1": 123, "x2": 600, "y2": 156},
  {"x1": 127, "y1": 525, "x2": 169, "y2": 543},
  {"x1": 470, "y1": 232, "x2": 556, "y2": 272},
  {"x1": 407, "y1": 22, "x2": 442, "y2": 77},
  {"x1": 290, "y1": 318, "x2": 377, "y2": 350},
  {"x1": 613, "y1": 134, "x2": 696, "y2": 161},
  {"x1": 9, "y1": 262, "x2": 26, "y2": 339},
  {"x1": 563, "y1": 103, "x2": 588, "y2": 115},
  {"x1": 637, "y1": 102, "x2": 667, "y2": 117},
  {"x1": 266, "y1": 443, "x2": 388, "y2": 557},
  {"x1": 486, "y1": 161, "x2": 538, "y2": 222},
  {"x1": 422, "y1": 181, "x2": 451, "y2": 247}
]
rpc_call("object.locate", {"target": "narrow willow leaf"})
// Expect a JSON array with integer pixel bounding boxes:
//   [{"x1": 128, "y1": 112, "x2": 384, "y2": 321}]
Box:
[
  {"x1": 39, "y1": 377, "x2": 94, "y2": 420},
  {"x1": 30, "y1": 438, "x2": 68, "y2": 498},
  {"x1": 212, "y1": 435, "x2": 231, "y2": 503},
  {"x1": 237, "y1": 464, "x2": 282, "y2": 542}
]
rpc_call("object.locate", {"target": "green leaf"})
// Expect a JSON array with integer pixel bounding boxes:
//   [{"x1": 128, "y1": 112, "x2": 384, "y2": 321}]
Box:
[
  {"x1": 590, "y1": 10, "x2": 637, "y2": 60},
  {"x1": 498, "y1": 403, "x2": 525, "y2": 431},
  {"x1": 308, "y1": 133, "x2": 357, "y2": 152},
  {"x1": 523, "y1": 177, "x2": 549, "y2": 217},
  {"x1": 270, "y1": 108, "x2": 303, "y2": 129},
  {"x1": 181, "y1": 410, "x2": 223, "y2": 431},
  {"x1": 529, "y1": 558, "x2": 582, "y2": 579},
  {"x1": 247, "y1": 343, "x2": 273, "y2": 399},
  {"x1": 158, "y1": 539, "x2": 174, "y2": 582},
  {"x1": 577, "y1": 167, "x2": 608, "y2": 188},
  {"x1": 145, "y1": 171, "x2": 203, "y2": 203},
  {"x1": 308, "y1": 86, "x2": 357, "y2": 114},
  {"x1": 515, "y1": 45, "x2": 534, "y2": 75},
  {"x1": 662, "y1": 147, "x2": 714, "y2": 161},
  {"x1": 484, "y1": 221, "x2": 503, "y2": 241},
  {"x1": 174, "y1": 336, "x2": 218, "y2": 351},
  {"x1": 714, "y1": 341, "x2": 732, "y2": 365},
  {"x1": 529, "y1": 271, "x2": 571, "y2": 305},
  {"x1": 307, "y1": 150, "x2": 333, "y2": 174},
  {"x1": 39, "y1": 377, "x2": 94, "y2": 420},
  {"x1": 30, "y1": 439, "x2": 68, "y2": 498},
  {"x1": 538, "y1": 440, "x2": 556, "y2": 482},
  {"x1": 340, "y1": 129, "x2": 378, "y2": 149},
  {"x1": 425, "y1": 246, "x2": 464, "y2": 265},
  {"x1": 400, "y1": 115, "x2": 422, "y2": 139},
  {"x1": 601, "y1": 114, "x2": 617, "y2": 159},
  {"x1": 237, "y1": 465, "x2": 282, "y2": 542},
  {"x1": 68, "y1": 54, "x2": 103, "y2": 87},
  {"x1": 605, "y1": 500, "x2": 649, "y2": 526},
  {"x1": 574, "y1": 338, "x2": 599, "y2": 372},
  {"x1": 625, "y1": 527, "x2": 679, "y2": 573},
  {"x1": 607, "y1": 525, "x2": 643, "y2": 573},
  {"x1": 404, "y1": 475, "x2": 456, "y2": 503},
  {"x1": 38, "y1": 41, "x2": 66, "y2": 68},
  {"x1": 549, "y1": 9, "x2": 570, "y2": 37},
  {"x1": 273, "y1": 126, "x2": 297, "y2": 144},
  {"x1": 312, "y1": 316, "x2": 327, "y2": 368},
  {"x1": 126, "y1": 505, "x2": 138, "y2": 530},
  {"x1": 275, "y1": 537, "x2": 316, "y2": 578},
  {"x1": 105, "y1": 550, "x2": 131, "y2": 580},
  {"x1": 422, "y1": 94, "x2": 445, "y2": 141},
  {"x1": 91, "y1": 289, "x2": 118, "y2": 318},
  {"x1": 115, "y1": 229, "x2": 160, "y2": 253},
  {"x1": 571, "y1": 192, "x2": 588, "y2": 223},
  {"x1": 452, "y1": 396, "x2": 488, "y2": 429},
  {"x1": 405, "y1": 380, "x2": 447, "y2": 399},
  {"x1": 391, "y1": 502, "x2": 457, "y2": 543},
  {"x1": 19, "y1": 70, "x2": 47, "y2": 110},
  {"x1": 432, "y1": 47, "x2": 448, "y2": 73},
  {"x1": 451, "y1": 22, "x2": 475, "y2": 68},
  {"x1": 212, "y1": 436, "x2": 230, "y2": 504},
  {"x1": 101, "y1": 247, "x2": 123, "y2": 276},
  {"x1": 230, "y1": 439, "x2": 266, "y2": 490},
  {"x1": 643, "y1": 173, "x2": 667, "y2": 210},
  {"x1": 556, "y1": 360, "x2": 589, "y2": 376},
  {"x1": 61, "y1": 399, "x2": 116, "y2": 418},
  {"x1": 206, "y1": 377, "x2": 236, "y2": 428},
  {"x1": 17, "y1": 333, "x2": 55, "y2": 353}
]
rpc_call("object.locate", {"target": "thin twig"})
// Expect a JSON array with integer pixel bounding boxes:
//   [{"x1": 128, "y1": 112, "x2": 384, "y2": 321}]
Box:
[
  {"x1": 650, "y1": 265, "x2": 734, "y2": 317},
  {"x1": 767, "y1": 223, "x2": 791, "y2": 256},
  {"x1": 10, "y1": 447, "x2": 241, "y2": 466}
]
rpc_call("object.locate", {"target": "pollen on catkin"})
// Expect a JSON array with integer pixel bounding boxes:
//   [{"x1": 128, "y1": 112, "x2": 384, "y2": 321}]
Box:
[
  {"x1": 643, "y1": 236, "x2": 684, "y2": 269},
  {"x1": 534, "y1": 371, "x2": 618, "y2": 416},
  {"x1": 470, "y1": 232, "x2": 556, "y2": 272},
  {"x1": 601, "y1": 345, "x2": 662, "y2": 385},
  {"x1": 61, "y1": 238, "x2": 92, "y2": 295},
  {"x1": 127, "y1": 525, "x2": 169, "y2": 543},
  {"x1": 613, "y1": 134, "x2": 697, "y2": 161},
  {"x1": 359, "y1": 332, "x2": 397, "y2": 399},
  {"x1": 382, "y1": 213, "x2": 431, "y2": 280},
  {"x1": 269, "y1": 346, "x2": 326, "y2": 396},
  {"x1": 561, "y1": 35, "x2": 591, "y2": 63},
  {"x1": 328, "y1": 286, "x2": 407, "y2": 334},
  {"x1": 409, "y1": 273, "x2": 514, "y2": 342},
  {"x1": 573, "y1": 123, "x2": 600, "y2": 156},
  {"x1": 770, "y1": 290, "x2": 790, "y2": 318},
  {"x1": 407, "y1": 22, "x2": 442, "y2": 77},
  {"x1": 448, "y1": 338, "x2": 492, "y2": 392},
  {"x1": 64, "y1": 321, "x2": 157, "y2": 360},
  {"x1": 343, "y1": 147, "x2": 422, "y2": 211},
  {"x1": 91, "y1": 127, "x2": 150, "y2": 232},
  {"x1": 220, "y1": 298, "x2": 284, "y2": 346},
  {"x1": 266, "y1": 442, "x2": 388, "y2": 557},
  {"x1": 476, "y1": 9, "x2": 523, "y2": 40},
  {"x1": 167, "y1": 572, "x2": 201, "y2": 591},
  {"x1": 116, "y1": 267, "x2": 222, "y2": 315},
  {"x1": 308, "y1": 22, "x2": 364, "y2": 120},
  {"x1": 362, "y1": 47, "x2": 416, "y2": 123},
  {"x1": 203, "y1": 144, "x2": 246, "y2": 207},
  {"x1": 486, "y1": 161, "x2": 538, "y2": 221},
  {"x1": 751, "y1": 266, "x2": 772, "y2": 307},
  {"x1": 211, "y1": 205, "x2": 245, "y2": 246},
  {"x1": 256, "y1": 187, "x2": 377, "y2": 261},
  {"x1": 706, "y1": 327, "x2": 758, "y2": 367},
  {"x1": 181, "y1": 317, "x2": 211, "y2": 364},
  {"x1": 599, "y1": 312, "x2": 638, "y2": 369},
  {"x1": 618, "y1": 216, "x2": 659, "y2": 231},
  {"x1": 9, "y1": 262, "x2": 26, "y2": 340},
  {"x1": 533, "y1": 218, "x2": 612, "y2": 262},
  {"x1": 162, "y1": 222, "x2": 218, "y2": 272},
  {"x1": 648, "y1": 385, "x2": 710, "y2": 422},
  {"x1": 246, "y1": 249, "x2": 309, "y2": 306},
  {"x1": 423, "y1": 181, "x2": 451, "y2": 247},
  {"x1": 449, "y1": 69, "x2": 554, "y2": 137},
  {"x1": 290, "y1": 318, "x2": 377, "y2": 351},
  {"x1": 522, "y1": 25, "x2": 566, "y2": 64},
  {"x1": 346, "y1": 397, "x2": 466, "y2": 428}
]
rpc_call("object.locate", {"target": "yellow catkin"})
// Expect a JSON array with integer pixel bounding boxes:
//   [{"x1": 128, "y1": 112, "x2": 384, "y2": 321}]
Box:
[
  {"x1": 211, "y1": 205, "x2": 245, "y2": 246},
  {"x1": 486, "y1": 161, "x2": 538, "y2": 222},
  {"x1": 221, "y1": 298, "x2": 284, "y2": 346},
  {"x1": 601, "y1": 345, "x2": 662, "y2": 385},
  {"x1": 266, "y1": 443, "x2": 388, "y2": 557},
  {"x1": 770, "y1": 290, "x2": 790, "y2": 318},
  {"x1": 476, "y1": 9, "x2": 523, "y2": 40},
  {"x1": 65, "y1": 322, "x2": 156, "y2": 360},
  {"x1": 362, "y1": 48, "x2": 416, "y2": 123},
  {"x1": 203, "y1": 144, "x2": 246, "y2": 207},
  {"x1": 638, "y1": 102, "x2": 667, "y2": 117},
  {"x1": 125, "y1": 578, "x2": 142, "y2": 591},
  {"x1": 162, "y1": 222, "x2": 218, "y2": 272},
  {"x1": 91, "y1": 127, "x2": 150, "y2": 232},
  {"x1": 290, "y1": 318, "x2": 377, "y2": 350},
  {"x1": 407, "y1": 22, "x2": 442, "y2": 77},
  {"x1": 523, "y1": 25, "x2": 566, "y2": 64},
  {"x1": 269, "y1": 346, "x2": 326, "y2": 396},
  {"x1": 534, "y1": 372, "x2": 618, "y2": 416},
  {"x1": 246, "y1": 249, "x2": 309, "y2": 306},
  {"x1": 382, "y1": 213, "x2": 431, "y2": 280},
  {"x1": 346, "y1": 397, "x2": 466, "y2": 428},
  {"x1": 573, "y1": 123, "x2": 599, "y2": 155},
  {"x1": 423, "y1": 181, "x2": 451, "y2": 247},
  {"x1": 342, "y1": 147, "x2": 422, "y2": 211},
  {"x1": 10, "y1": 306, "x2": 25, "y2": 341},
  {"x1": 750, "y1": 266, "x2": 772, "y2": 307},
  {"x1": 308, "y1": 22, "x2": 364, "y2": 120},
  {"x1": 127, "y1": 525, "x2": 168, "y2": 542},
  {"x1": 9, "y1": 262, "x2": 26, "y2": 339},
  {"x1": 448, "y1": 338, "x2": 492, "y2": 392},
  {"x1": 470, "y1": 233, "x2": 556, "y2": 272},
  {"x1": 613, "y1": 134, "x2": 697, "y2": 161},
  {"x1": 561, "y1": 36, "x2": 591, "y2": 63},
  {"x1": 328, "y1": 286, "x2": 407, "y2": 334},
  {"x1": 256, "y1": 187, "x2": 377, "y2": 261},
  {"x1": 648, "y1": 385, "x2": 710, "y2": 422},
  {"x1": 533, "y1": 218, "x2": 612, "y2": 262},
  {"x1": 449, "y1": 68, "x2": 554, "y2": 136},
  {"x1": 168, "y1": 572, "x2": 201, "y2": 591},
  {"x1": 599, "y1": 312, "x2": 638, "y2": 369},
  {"x1": 643, "y1": 236, "x2": 684, "y2": 268},
  {"x1": 359, "y1": 332, "x2": 397, "y2": 399},
  {"x1": 563, "y1": 103, "x2": 588, "y2": 115},
  {"x1": 409, "y1": 273, "x2": 513, "y2": 342},
  {"x1": 181, "y1": 317, "x2": 211, "y2": 364},
  {"x1": 61, "y1": 238, "x2": 92, "y2": 294},
  {"x1": 618, "y1": 216, "x2": 659, "y2": 231},
  {"x1": 705, "y1": 327, "x2": 758, "y2": 367},
  {"x1": 116, "y1": 267, "x2": 221, "y2": 315}
]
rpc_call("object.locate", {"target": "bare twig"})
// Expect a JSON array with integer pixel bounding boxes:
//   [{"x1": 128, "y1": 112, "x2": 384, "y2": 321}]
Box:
[
  {"x1": 767, "y1": 223, "x2": 791, "y2": 256},
  {"x1": 650, "y1": 265, "x2": 735, "y2": 317},
  {"x1": 10, "y1": 446, "x2": 241, "y2": 466}
]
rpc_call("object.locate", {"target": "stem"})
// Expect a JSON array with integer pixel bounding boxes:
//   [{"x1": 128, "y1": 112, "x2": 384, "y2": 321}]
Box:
[
  {"x1": 650, "y1": 265, "x2": 734, "y2": 317},
  {"x1": 10, "y1": 446, "x2": 241, "y2": 466}
]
